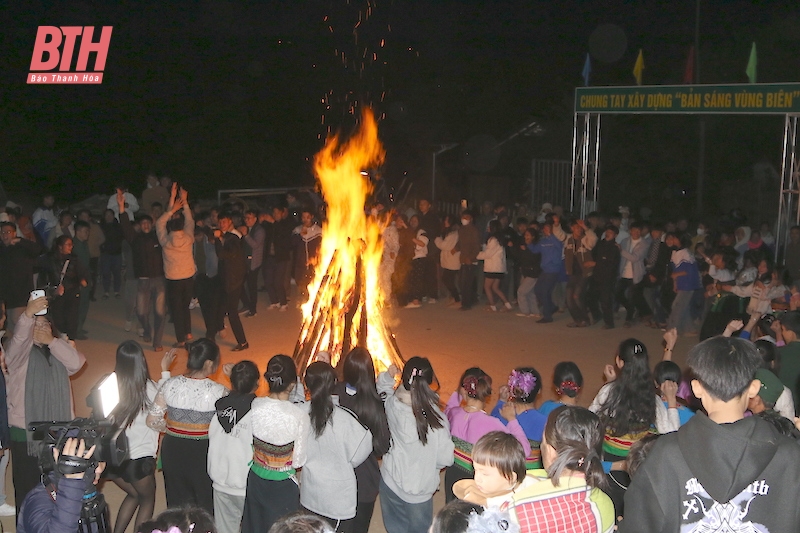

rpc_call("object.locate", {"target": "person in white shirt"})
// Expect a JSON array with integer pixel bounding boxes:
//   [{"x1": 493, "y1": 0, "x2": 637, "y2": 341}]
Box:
[{"x1": 107, "y1": 342, "x2": 173, "y2": 533}]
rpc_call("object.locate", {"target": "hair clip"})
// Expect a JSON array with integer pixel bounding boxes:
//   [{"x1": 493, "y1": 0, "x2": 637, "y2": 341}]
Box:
[
  {"x1": 462, "y1": 375, "x2": 479, "y2": 398},
  {"x1": 577, "y1": 457, "x2": 585, "y2": 467},
  {"x1": 633, "y1": 343, "x2": 643, "y2": 354},
  {"x1": 508, "y1": 370, "x2": 536, "y2": 399}
]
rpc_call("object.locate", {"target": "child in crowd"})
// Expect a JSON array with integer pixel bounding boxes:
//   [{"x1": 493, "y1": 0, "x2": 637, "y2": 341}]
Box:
[
  {"x1": 512, "y1": 406, "x2": 615, "y2": 532},
  {"x1": 267, "y1": 512, "x2": 336, "y2": 533},
  {"x1": 242, "y1": 355, "x2": 311, "y2": 533},
  {"x1": 404, "y1": 216, "x2": 429, "y2": 308},
  {"x1": 300, "y1": 362, "x2": 373, "y2": 531},
  {"x1": 377, "y1": 357, "x2": 454, "y2": 533},
  {"x1": 537, "y1": 361, "x2": 583, "y2": 416},
  {"x1": 208, "y1": 360, "x2": 259, "y2": 533},
  {"x1": 621, "y1": 336, "x2": 800, "y2": 532},
  {"x1": 491, "y1": 367, "x2": 546, "y2": 469},
  {"x1": 589, "y1": 339, "x2": 679, "y2": 462},
  {"x1": 452, "y1": 431, "x2": 532, "y2": 512},
  {"x1": 444, "y1": 368, "x2": 530, "y2": 502},
  {"x1": 333, "y1": 347, "x2": 391, "y2": 533},
  {"x1": 653, "y1": 361, "x2": 695, "y2": 426},
  {"x1": 478, "y1": 220, "x2": 512, "y2": 312}
]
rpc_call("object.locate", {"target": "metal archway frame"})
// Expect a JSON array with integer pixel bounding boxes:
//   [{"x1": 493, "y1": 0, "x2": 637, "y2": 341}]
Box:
[{"x1": 571, "y1": 83, "x2": 800, "y2": 260}]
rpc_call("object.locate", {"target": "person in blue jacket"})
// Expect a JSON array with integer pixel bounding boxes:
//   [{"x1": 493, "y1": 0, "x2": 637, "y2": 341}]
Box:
[{"x1": 528, "y1": 221, "x2": 564, "y2": 323}]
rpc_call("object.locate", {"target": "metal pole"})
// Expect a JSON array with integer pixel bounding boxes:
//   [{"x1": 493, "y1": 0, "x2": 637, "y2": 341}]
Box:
[
  {"x1": 581, "y1": 115, "x2": 590, "y2": 218},
  {"x1": 570, "y1": 113, "x2": 579, "y2": 213},
  {"x1": 593, "y1": 113, "x2": 602, "y2": 211},
  {"x1": 694, "y1": 0, "x2": 705, "y2": 217},
  {"x1": 431, "y1": 152, "x2": 437, "y2": 203}
]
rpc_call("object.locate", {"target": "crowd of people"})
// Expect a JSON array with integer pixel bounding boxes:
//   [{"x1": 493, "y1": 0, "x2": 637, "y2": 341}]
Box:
[{"x1": 2, "y1": 178, "x2": 800, "y2": 533}]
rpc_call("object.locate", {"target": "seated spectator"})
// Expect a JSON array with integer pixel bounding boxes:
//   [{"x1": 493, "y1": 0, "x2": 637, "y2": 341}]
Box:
[
  {"x1": 490, "y1": 367, "x2": 545, "y2": 469},
  {"x1": 538, "y1": 361, "x2": 583, "y2": 417},
  {"x1": 444, "y1": 368, "x2": 530, "y2": 502},
  {"x1": 653, "y1": 361, "x2": 695, "y2": 426},
  {"x1": 511, "y1": 406, "x2": 615, "y2": 532},
  {"x1": 589, "y1": 339, "x2": 679, "y2": 463},
  {"x1": 267, "y1": 512, "x2": 335, "y2": 533},
  {"x1": 620, "y1": 336, "x2": 800, "y2": 532}
]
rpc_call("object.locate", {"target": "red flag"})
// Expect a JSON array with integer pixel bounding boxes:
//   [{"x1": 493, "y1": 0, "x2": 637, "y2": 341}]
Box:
[{"x1": 683, "y1": 46, "x2": 694, "y2": 84}]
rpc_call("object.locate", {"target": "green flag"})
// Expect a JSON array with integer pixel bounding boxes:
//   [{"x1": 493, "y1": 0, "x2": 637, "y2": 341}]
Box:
[{"x1": 746, "y1": 42, "x2": 757, "y2": 84}]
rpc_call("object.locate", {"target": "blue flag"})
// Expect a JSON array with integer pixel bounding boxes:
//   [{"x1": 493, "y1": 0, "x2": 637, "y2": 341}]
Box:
[{"x1": 582, "y1": 53, "x2": 591, "y2": 87}]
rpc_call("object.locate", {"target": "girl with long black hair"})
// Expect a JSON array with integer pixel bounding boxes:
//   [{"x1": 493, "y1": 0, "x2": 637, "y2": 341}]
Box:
[
  {"x1": 107, "y1": 341, "x2": 172, "y2": 533},
  {"x1": 301, "y1": 361, "x2": 373, "y2": 531},
  {"x1": 589, "y1": 339, "x2": 679, "y2": 462},
  {"x1": 334, "y1": 347, "x2": 391, "y2": 533},
  {"x1": 377, "y1": 357, "x2": 454, "y2": 533},
  {"x1": 146, "y1": 338, "x2": 227, "y2": 514}
]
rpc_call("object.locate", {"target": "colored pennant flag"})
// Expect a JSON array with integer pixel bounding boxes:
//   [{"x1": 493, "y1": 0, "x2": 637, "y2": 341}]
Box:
[
  {"x1": 745, "y1": 42, "x2": 757, "y2": 84},
  {"x1": 633, "y1": 49, "x2": 644, "y2": 86},
  {"x1": 683, "y1": 46, "x2": 694, "y2": 84},
  {"x1": 582, "y1": 53, "x2": 591, "y2": 87}
]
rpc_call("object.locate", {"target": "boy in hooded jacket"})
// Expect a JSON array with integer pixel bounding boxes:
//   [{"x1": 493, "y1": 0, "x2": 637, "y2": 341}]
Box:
[{"x1": 620, "y1": 336, "x2": 800, "y2": 532}]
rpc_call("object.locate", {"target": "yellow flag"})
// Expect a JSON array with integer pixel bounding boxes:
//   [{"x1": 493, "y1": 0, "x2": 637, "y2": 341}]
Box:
[{"x1": 633, "y1": 49, "x2": 644, "y2": 86}]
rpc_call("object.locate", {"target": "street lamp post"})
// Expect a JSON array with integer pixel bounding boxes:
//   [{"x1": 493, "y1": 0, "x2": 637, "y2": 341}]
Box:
[{"x1": 431, "y1": 143, "x2": 459, "y2": 203}]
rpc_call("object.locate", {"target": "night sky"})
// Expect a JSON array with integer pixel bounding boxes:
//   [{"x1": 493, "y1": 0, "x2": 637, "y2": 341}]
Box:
[{"x1": 2, "y1": 0, "x2": 799, "y2": 217}]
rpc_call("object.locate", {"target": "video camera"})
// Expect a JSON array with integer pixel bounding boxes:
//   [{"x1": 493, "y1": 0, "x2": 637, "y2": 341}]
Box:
[{"x1": 28, "y1": 373, "x2": 128, "y2": 533}]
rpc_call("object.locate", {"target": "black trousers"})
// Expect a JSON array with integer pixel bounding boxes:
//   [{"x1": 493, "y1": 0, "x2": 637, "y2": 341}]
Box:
[
  {"x1": 424, "y1": 254, "x2": 439, "y2": 299},
  {"x1": 89, "y1": 257, "x2": 100, "y2": 299},
  {"x1": 350, "y1": 500, "x2": 376, "y2": 533},
  {"x1": 241, "y1": 267, "x2": 261, "y2": 314},
  {"x1": 589, "y1": 277, "x2": 616, "y2": 327},
  {"x1": 459, "y1": 264, "x2": 478, "y2": 309},
  {"x1": 196, "y1": 274, "x2": 224, "y2": 338},
  {"x1": 263, "y1": 257, "x2": 291, "y2": 305},
  {"x1": 615, "y1": 278, "x2": 636, "y2": 321},
  {"x1": 161, "y1": 435, "x2": 213, "y2": 514},
  {"x1": 11, "y1": 437, "x2": 41, "y2": 515},
  {"x1": 51, "y1": 290, "x2": 80, "y2": 339},
  {"x1": 166, "y1": 277, "x2": 194, "y2": 342},
  {"x1": 242, "y1": 472, "x2": 300, "y2": 533},
  {"x1": 224, "y1": 283, "x2": 247, "y2": 345},
  {"x1": 441, "y1": 268, "x2": 460, "y2": 301},
  {"x1": 565, "y1": 273, "x2": 590, "y2": 323}
]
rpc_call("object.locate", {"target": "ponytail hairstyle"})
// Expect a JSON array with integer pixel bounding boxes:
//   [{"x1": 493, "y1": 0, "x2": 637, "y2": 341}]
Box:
[
  {"x1": 186, "y1": 338, "x2": 221, "y2": 374},
  {"x1": 543, "y1": 405, "x2": 606, "y2": 490},
  {"x1": 508, "y1": 367, "x2": 542, "y2": 404},
  {"x1": 265, "y1": 354, "x2": 297, "y2": 394},
  {"x1": 553, "y1": 361, "x2": 583, "y2": 398},
  {"x1": 305, "y1": 362, "x2": 336, "y2": 438},
  {"x1": 598, "y1": 339, "x2": 656, "y2": 436},
  {"x1": 342, "y1": 347, "x2": 390, "y2": 456},
  {"x1": 401, "y1": 357, "x2": 444, "y2": 444},
  {"x1": 113, "y1": 340, "x2": 152, "y2": 428},
  {"x1": 459, "y1": 367, "x2": 492, "y2": 403}
]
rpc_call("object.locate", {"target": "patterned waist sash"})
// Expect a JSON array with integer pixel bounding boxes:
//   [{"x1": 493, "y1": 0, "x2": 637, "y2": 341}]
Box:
[
  {"x1": 165, "y1": 406, "x2": 214, "y2": 439},
  {"x1": 251, "y1": 436, "x2": 295, "y2": 480},
  {"x1": 603, "y1": 428, "x2": 654, "y2": 458},
  {"x1": 526, "y1": 439, "x2": 542, "y2": 470},
  {"x1": 452, "y1": 436, "x2": 474, "y2": 473}
]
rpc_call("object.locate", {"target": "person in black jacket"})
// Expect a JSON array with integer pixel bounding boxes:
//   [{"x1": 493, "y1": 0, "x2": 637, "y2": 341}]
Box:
[
  {"x1": 99, "y1": 209, "x2": 124, "y2": 299},
  {"x1": 38, "y1": 236, "x2": 89, "y2": 340},
  {"x1": 261, "y1": 206, "x2": 294, "y2": 310},
  {"x1": 213, "y1": 212, "x2": 248, "y2": 351},
  {"x1": 588, "y1": 225, "x2": 621, "y2": 329},
  {"x1": 633, "y1": 225, "x2": 671, "y2": 329},
  {"x1": 120, "y1": 197, "x2": 166, "y2": 351},
  {"x1": 508, "y1": 228, "x2": 542, "y2": 317},
  {"x1": 0, "y1": 221, "x2": 43, "y2": 333}
]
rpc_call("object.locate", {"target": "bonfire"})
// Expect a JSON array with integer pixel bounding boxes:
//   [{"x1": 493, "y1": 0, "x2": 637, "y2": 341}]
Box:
[{"x1": 293, "y1": 109, "x2": 404, "y2": 373}]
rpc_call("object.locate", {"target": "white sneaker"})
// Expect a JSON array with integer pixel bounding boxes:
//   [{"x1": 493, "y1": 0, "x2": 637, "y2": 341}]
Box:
[
  {"x1": 279, "y1": 304, "x2": 288, "y2": 312},
  {"x1": 428, "y1": 299, "x2": 437, "y2": 304},
  {"x1": 0, "y1": 503, "x2": 16, "y2": 516},
  {"x1": 504, "y1": 302, "x2": 513, "y2": 310},
  {"x1": 124, "y1": 320, "x2": 132, "y2": 332},
  {"x1": 268, "y1": 303, "x2": 280, "y2": 310},
  {"x1": 189, "y1": 298, "x2": 199, "y2": 309},
  {"x1": 405, "y1": 302, "x2": 422, "y2": 309},
  {"x1": 137, "y1": 327, "x2": 144, "y2": 337}
]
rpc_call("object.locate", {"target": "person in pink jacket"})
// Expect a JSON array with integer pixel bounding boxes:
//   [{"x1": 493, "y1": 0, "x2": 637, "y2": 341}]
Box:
[{"x1": 444, "y1": 367, "x2": 530, "y2": 503}]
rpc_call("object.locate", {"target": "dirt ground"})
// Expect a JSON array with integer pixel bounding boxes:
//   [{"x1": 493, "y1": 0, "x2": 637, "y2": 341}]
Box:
[{"x1": 0, "y1": 293, "x2": 691, "y2": 532}]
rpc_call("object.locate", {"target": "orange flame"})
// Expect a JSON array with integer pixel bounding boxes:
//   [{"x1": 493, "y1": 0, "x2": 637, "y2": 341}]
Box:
[{"x1": 295, "y1": 109, "x2": 403, "y2": 372}]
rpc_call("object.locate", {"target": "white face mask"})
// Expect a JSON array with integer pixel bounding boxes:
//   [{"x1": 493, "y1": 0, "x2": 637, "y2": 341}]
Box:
[
  {"x1": 461, "y1": 218, "x2": 469, "y2": 226},
  {"x1": 697, "y1": 228, "x2": 705, "y2": 236}
]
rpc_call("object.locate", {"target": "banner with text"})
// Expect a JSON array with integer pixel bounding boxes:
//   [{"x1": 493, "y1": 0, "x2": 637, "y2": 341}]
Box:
[{"x1": 574, "y1": 83, "x2": 800, "y2": 114}]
